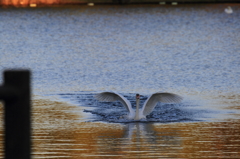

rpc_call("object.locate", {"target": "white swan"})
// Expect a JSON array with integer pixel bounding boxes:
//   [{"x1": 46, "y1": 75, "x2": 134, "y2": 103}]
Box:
[
  {"x1": 225, "y1": 6, "x2": 233, "y2": 14},
  {"x1": 95, "y1": 91, "x2": 183, "y2": 120}
]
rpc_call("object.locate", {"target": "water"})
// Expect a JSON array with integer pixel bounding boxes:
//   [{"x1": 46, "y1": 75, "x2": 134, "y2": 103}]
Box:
[{"x1": 0, "y1": 4, "x2": 240, "y2": 158}]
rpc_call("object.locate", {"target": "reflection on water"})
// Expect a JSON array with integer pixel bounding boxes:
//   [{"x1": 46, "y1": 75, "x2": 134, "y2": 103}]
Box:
[
  {"x1": 0, "y1": 4, "x2": 240, "y2": 158},
  {"x1": 120, "y1": 123, "x2": 181, "y2": 158},
  {"x1": 1, "y1": 94, "x2": 240, "y2": 158}
]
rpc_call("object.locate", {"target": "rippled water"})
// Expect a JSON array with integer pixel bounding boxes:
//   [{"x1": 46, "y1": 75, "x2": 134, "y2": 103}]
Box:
[{"x1": 0, "y1": 4, "x2": 240, "y2": 158}]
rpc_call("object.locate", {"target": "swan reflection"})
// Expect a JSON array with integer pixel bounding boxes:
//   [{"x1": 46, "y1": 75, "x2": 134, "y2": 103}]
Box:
[
  {"x1": 96, "y1": 122, "x2": 182, "y2": 156},
  {"x1": 123, "y1": 123, "x2": 157, "y2": 143},
  {"x1": 122, "y1": 123, "x2": 181, "y2": 145}
]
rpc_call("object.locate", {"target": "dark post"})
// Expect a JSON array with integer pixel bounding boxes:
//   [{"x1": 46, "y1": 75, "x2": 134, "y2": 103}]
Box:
[{"x1": 0, "y1": 70, "x2": 31, "y2": 159}]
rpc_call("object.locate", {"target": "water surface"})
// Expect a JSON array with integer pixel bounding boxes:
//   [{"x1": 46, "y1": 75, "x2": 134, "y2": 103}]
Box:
[{"x1": 0, "y1": 4, "x2": 240, "y2": 158}]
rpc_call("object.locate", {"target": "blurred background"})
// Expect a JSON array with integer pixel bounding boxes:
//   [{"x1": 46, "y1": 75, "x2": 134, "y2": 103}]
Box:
[{"x1": 1, "y1": 0, "x2": 239, "y2": 7}]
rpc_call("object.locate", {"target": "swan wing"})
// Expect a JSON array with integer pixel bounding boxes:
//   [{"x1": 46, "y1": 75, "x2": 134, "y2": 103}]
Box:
[
  {"x1": 95, "y1": 91, "x2": 133, "y2": 113},
  {"x1": 141, "y1": 92, "x2": 183, "y2": 116}
]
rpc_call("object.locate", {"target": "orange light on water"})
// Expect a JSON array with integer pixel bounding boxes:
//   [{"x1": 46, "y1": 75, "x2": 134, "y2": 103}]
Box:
[
  {"x1": 30, "y1": 3, "x2": 37, "y2": 7},
  {"x1": 0, "y1": 0, "x2": 69, "y2": 6}
]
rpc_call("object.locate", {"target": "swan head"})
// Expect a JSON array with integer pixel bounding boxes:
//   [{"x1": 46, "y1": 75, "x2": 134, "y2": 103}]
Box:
[{"x1": 136, "y1": 94, "x2": 140, "y2": 99}]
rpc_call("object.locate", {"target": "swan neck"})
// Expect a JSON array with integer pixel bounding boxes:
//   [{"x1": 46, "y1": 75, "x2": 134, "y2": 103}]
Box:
[{"x1": 134, "y1": 98, "x2": 140, "y2": 120}]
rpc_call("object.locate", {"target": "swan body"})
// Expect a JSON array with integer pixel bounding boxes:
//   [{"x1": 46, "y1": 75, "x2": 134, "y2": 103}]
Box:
[
  {"x1": 225, "y1": 6, "x2": 233, "y2": 14},
  {"x1": 95, "y1": 91, "x2": 183, "y2": 120}
]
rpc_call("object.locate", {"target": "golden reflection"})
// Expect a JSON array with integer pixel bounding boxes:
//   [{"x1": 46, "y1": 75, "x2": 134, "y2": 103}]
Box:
[
  {"x1": 0, "y1": 94, "x2": 240, "y2": 158},
  {"x1": 1, "y1": 0, "x2": 61, "y2": 6},
  {"x1": 30, "y1": 3, "x2": 37, "y2": 7},
  {"x1": 219, "y1": 94, "x2": 240, "y2": 110}
]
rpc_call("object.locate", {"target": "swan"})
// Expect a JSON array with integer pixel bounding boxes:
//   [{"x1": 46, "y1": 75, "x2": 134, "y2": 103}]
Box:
[
  {"x1": 95, "y1": 91, "x2": 183, "y2": 120},
  {"x1": 225, "y1": 6, "x2": 233, "y2": 14}
]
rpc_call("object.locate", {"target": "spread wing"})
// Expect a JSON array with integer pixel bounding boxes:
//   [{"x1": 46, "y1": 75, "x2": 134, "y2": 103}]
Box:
[
  {"x1": 141, "y1": 92, "x2": 183, "y2": 116},
  {"x1": 95, "y1": 91, "x2": 133, "y2": 114}
]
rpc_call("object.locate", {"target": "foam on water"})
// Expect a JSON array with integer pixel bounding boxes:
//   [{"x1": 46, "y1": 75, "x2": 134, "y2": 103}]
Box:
[{"x1": 53, "y1": 92, "x2": 228, "y2": 123}]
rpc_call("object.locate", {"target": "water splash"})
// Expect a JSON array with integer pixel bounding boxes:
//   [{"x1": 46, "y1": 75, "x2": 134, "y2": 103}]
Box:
[{"x1": 55, "y1": 92, "x2": 217, "y2": 123}]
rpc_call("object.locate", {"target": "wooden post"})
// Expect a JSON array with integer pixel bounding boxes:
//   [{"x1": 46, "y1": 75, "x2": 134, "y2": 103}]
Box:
[{"x1": 0, "y1": 70, "x2": 31, "y2": 159}]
